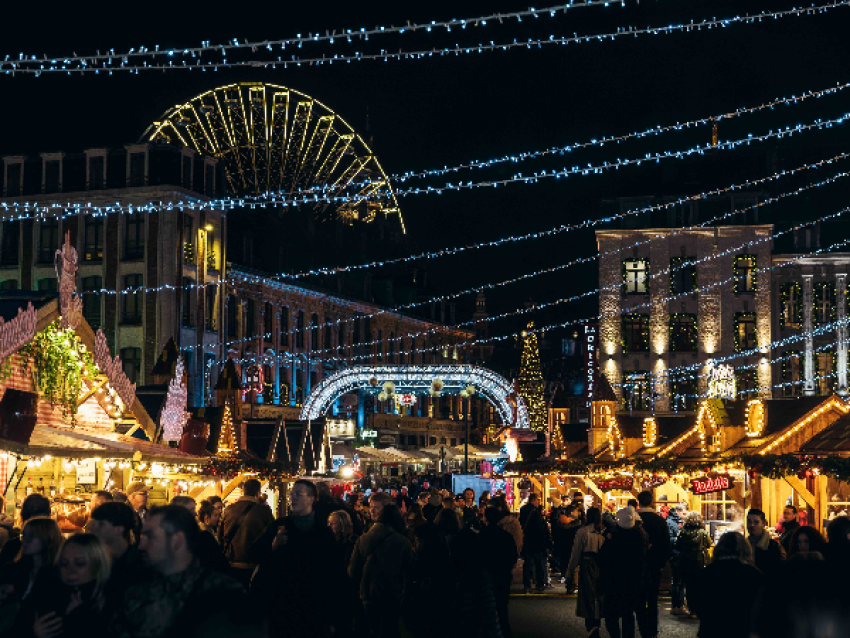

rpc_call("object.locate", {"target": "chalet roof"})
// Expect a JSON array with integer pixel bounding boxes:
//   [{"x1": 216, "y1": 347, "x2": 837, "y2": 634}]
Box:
[
  {"x1": 762, "y1": 397, "x2": 829, "y2": 436},
  {"x1": 799, "y1": 412, "x2": 850, "y2": 453},
  {"x1": 596, "y1": 373, "x2": 617, "y2": 403},
  {"x1": 150, "y1": 337, "x2": 180, "y2": 377},
  {"x1": 0, "y1": 291, "x2": 56, "y2": 320},
  {"x1": 558, "y1": 422, "x2": 588, "y2": 443},
  {"x1": 214, "y1": 359, "x2": 243, "y2": 391}
]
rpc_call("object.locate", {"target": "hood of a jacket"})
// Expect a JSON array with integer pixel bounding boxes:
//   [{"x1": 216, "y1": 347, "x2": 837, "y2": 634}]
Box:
[{"x1": 0, "y1": 513, "x2": 14, "y2": 529}]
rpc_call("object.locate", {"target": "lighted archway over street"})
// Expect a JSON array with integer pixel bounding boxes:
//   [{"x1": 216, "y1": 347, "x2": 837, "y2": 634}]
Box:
[{"x1": 300, "y1": 364, "x2": 529, "y2": 430}]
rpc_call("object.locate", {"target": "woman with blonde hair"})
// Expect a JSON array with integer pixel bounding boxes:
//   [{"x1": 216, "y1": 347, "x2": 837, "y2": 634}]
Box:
[
  {"x1": 17, "y1": 533, "x2": 111, "y2": 638},
  {"x1": 674, "y1": 511, "x2": 713, "y2": 619}
]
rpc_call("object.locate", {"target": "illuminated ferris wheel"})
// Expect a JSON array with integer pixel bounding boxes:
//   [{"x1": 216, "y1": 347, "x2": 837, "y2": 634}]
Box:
[{"x1": 142, "y1": 82, "x2": 403, "y2": 230}]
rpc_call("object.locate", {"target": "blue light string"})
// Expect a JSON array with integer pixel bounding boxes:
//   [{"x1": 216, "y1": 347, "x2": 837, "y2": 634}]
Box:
[
  {"x1": 210, "y1": 232, "x2": 850, "y2": 368},
  {"x1": 1, "y1": 1, "x2": 621, "y2": 73},
  {"x1": 6, "y1": 3, "x2": 845, "y2": 75},
  {"x1": 3, "y1": 108, "x2": 847, "y2": 236}
]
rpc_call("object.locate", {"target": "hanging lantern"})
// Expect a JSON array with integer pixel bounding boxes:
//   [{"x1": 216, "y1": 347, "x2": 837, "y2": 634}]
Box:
[
  {"x1": 382, "y1": 381, "x2": 395, "y2": 393},
  {"x1": 378, "y1": 391, "x2": 388, "y2": 402},
  {"x1": 465, "y1": 385, "x2": 476, "y2": 395}
]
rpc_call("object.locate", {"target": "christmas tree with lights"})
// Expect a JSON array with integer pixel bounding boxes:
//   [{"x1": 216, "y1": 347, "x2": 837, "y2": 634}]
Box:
[{"x1": 518, "y1": 321, "x2": 547, "y2": 432}]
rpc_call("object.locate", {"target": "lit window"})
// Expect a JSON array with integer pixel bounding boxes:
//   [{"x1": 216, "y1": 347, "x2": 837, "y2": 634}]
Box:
[
  {"x1": 622, "y1": 314, "x2": 649, "y2": 352},
  {"x1": 814, "y1": 283, "x2": 835, "y2": 327},
  {"x1": 780, "y1": 283, "x2": 801, "y2": 329},
  {"x1": 669, "y1": 314, "x2": 697, "y2": 352},
  {"x1": 734, "y1": 313, "x2": 757, "y2": 352},
  {"x1": 623, "y1": 259, "x2": 649, "y2": 294},
  {"x1": 734, "y1": 255, "x2": 757, "y2": 294}
]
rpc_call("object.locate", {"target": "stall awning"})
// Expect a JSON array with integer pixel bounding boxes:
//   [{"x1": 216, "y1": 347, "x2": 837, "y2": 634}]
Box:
[
  {"x1": 450, "y1": 444, "x2": 507, "y2": 459},
  {"x1": 6, "y1": 426, "x2": 206, "y2": 464}
]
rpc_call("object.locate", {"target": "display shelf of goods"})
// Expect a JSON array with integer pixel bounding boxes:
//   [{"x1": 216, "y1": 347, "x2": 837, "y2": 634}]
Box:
[{"x1": 19, "y1": 323, "x2": 98, "y2": 423}]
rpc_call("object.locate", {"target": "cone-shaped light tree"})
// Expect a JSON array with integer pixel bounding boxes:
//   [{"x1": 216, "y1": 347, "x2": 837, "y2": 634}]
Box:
[{"x1": 518, "y1": 322, "x2": 547, "y2": 432}]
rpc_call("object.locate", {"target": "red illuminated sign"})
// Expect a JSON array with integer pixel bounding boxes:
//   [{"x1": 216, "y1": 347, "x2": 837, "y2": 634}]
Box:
[
  {"x1": 690, "y1": 475, "x2": 734, "y2": 495},
  {"x1": 596, "y1": 477, "x2": 634, "y2": 491}
]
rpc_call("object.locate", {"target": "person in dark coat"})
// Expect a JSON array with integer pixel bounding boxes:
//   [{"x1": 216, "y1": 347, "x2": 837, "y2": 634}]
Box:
[
  {"x1": 217, "y1": 478, "x2": 275, "y2": 576},
  {"x1": 252, "y1": 480, "x2": 344, "y2": 638},
  {"x1": 567, "y1": 507, "x2": 606, "y2": 637},
  {"x1": 598, "y1": 507, "x2": 648, "y2": 638},
  {"x1": 666, "y1": 504, "x2": 686, "y2": 615},
  {"x1": 636, "y1": 490, "x2": 671, "y2": 638},
  {"x1": 13, "y1": 534, "x2": 111, "y2": 638},
  {"x1": 521, "y1": 503, "x2": 550, "y2": 593},
  {"x1": 675, "y1": 511, "x2": 713, "y2": 619},
  {"x1": 349, "y1": 504, "x2": 414, "y2": 638},
  {"x1": 519, "y1": 493, "x2": 539, "y2": 528},
  {"x1": 746, "y1": 509, "x2": 785, "y2": 579},
  {"x1": 482, "y1": 507, "x2": 519, "y2": 638},
  {"x1": 405, "y1": 523, "x2": 454, "y2": 638},
  {"x1": 689, "y1": 531, "x2": 763, "y2": 638},
  {"x1": 777, "y1": 505, "x2": 800, "y2": 554}
]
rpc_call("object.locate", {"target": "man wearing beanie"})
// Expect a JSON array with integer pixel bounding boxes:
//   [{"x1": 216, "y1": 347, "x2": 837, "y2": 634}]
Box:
[{"x1": 598, "y1": 506, "x2": 649, "y2": 638}]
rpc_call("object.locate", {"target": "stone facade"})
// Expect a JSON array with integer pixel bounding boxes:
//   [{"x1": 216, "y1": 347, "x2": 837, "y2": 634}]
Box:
[
  {"x1": 772, "y1": 254, "x2": 850, "y2": 397},
  {"x1": 597, "y1": 225, "x2": 774, "y2": 415},
  {"x1": 0, "y1": 144, "x2": 225, "y2": 404}
]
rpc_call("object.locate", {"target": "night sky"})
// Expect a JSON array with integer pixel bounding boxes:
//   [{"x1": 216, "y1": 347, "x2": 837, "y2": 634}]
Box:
[{"x1": 3, "y1": 1, "x2": 850, "y2": 349}]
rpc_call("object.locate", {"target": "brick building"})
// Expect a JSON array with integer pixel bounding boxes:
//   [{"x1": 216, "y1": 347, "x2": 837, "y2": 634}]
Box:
[{"x1": 0, "y1": 143, "x2": 226, "y2": 403}]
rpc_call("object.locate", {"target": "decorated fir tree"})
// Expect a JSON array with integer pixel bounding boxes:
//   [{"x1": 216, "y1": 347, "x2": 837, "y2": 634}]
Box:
[{"x1": 518, "y1": 322, "x2": 547, "y2": 432}]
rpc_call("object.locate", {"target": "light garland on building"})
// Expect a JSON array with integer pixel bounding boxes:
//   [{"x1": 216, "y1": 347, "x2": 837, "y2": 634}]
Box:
[
  {"x1": 745, "y1": 399, "x2": 766, "y2": 437},
  {"x1": 759, "y1": 396, "x2": 850, "y2": 455},
  {"x1": 643, "y1": 417, "x2": 658, "y2": 447},
  {"x1": 6, "y1": 3, "x2": 845, "y2": 75}
]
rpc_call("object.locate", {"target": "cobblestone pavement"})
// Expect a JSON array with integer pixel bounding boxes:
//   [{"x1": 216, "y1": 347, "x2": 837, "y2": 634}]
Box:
[
  {"x1": 510, "y1": 595, "x2": 701, "y2": 638},
  {"x1": 509, "y1": 561, "x2": 700, "y2": 638}
]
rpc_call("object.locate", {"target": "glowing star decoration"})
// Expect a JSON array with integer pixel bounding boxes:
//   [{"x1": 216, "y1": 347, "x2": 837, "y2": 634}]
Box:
[
  {"x1": 93, "y1": 329, "x2": 136, "y2": 408},
  {"x1": 161, "y1": 357, "x2": 190, "y2": 443},
  {"x1": 0, "y1": 303, "x2": 37, "y2": 362},
  {"x1": 55, "y1": 231, "x2": 83, "y2": 330},
  {"x1": 706, "y1": 362, "x2": 736, "y2": 399}
]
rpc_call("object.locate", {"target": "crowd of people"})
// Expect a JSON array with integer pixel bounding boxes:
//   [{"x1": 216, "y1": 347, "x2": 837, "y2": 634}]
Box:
[{"x1": 1, "y1": 475, "x2": 850, "y2": 638}]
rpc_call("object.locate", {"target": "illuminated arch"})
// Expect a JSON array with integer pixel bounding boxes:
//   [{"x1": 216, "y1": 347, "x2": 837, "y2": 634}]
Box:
[
  {"x1": 300, "y1": 364, "x2": 529, "y2": 429},
  {"x1": 142, "y1": 81, "x2": 404, "y2": 231},
  {"x1": 745, "y1": 399, "x2": 766, "y2": 437}
]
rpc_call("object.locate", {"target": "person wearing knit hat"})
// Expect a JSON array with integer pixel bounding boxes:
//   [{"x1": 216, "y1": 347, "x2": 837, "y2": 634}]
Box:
[
  {"x1": 598, "y1": 505, "x2": 649, "y2": 638},
  {"x1": 616, "y1": 506, "x2": 637, "y2": 529}
]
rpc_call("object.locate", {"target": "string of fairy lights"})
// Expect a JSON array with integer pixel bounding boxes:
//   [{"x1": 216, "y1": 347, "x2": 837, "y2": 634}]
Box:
[
  {"x1": 616, "y1": 341, "x2": 837, "y2": 393},
  {"x1": 142, "y1": 161, "x2": 850, "y2": 364},
  {"x1": 218, "y1": 233, "x2": 850, "y2": 373},
  {"x1": 4, "y1": 3, "x2": 845, "y2": 75},
  {"x1": 6, "y1": 102, "x2": 849, "y2": 227},
  {"x1": 38, "y1": 144, "x2": 850, "y2": 309},
  {"x1": 2, "y1": 1, "x2": 622, "y2": 72}
]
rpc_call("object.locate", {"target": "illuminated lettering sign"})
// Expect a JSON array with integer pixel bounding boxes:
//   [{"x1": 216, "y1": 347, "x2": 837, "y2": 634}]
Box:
[
  {"x1": 596, "y1": 477, "x2": 633, "y2": 491},
  {"x1": 690, "y1": 475, "x2": 734, "y2": 495},
  {"x1": 584, "y1": 323, "x2": 599, "y2": 408},
  {"x1": 361, "y1": 430, "x2": 378, "y2": 438},
  {"x1": 707, "y1": 362, "x2": 736, "y2": 399}
]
